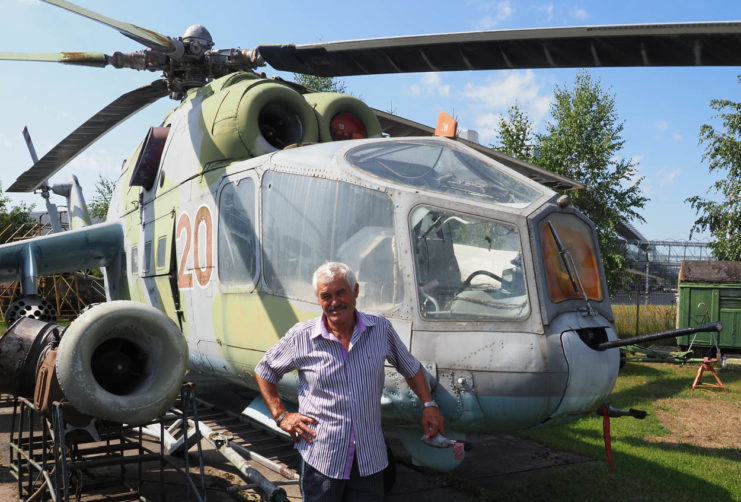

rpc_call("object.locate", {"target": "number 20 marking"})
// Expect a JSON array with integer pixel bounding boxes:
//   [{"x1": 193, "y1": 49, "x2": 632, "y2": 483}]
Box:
[{"x1": 176, "y1": 206, "x2": 213, "y2": 289}]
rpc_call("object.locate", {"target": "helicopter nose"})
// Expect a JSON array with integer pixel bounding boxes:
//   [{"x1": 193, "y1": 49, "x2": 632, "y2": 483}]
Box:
[{"x1": 548, "y1": 326, "x2": 620, "y2": 422}]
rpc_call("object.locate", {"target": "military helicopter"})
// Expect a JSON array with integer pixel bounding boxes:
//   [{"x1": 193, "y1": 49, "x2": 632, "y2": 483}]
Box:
[{"x1": 0, "y1": 0, "x2": 735, "y2": 471}]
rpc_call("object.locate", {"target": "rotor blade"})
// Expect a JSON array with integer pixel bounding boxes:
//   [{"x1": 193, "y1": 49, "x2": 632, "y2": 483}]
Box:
[
  {"x1": 371, "y1": 108, "x2": 583, "y2": 192},
  {"x1": 0, "y1": 51, "x2": 109, "y2": 68},
  {"x1": 258, "y1": 21, "x2": 741, "y2": 76},
  {"x1": 8, "y1": 80, "x2": 169, "y2": 193},
  {"x1": 41, "y1": 0, "x2": 178, "y2": 54}
]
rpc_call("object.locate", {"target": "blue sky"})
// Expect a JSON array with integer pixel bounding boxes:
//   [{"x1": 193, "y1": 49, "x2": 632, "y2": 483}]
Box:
[{"x1": 1, "y1": 0, "x2": 740, "y2": 241}]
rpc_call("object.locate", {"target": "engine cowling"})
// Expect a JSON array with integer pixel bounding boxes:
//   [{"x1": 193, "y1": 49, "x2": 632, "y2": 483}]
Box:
[
  {"x1": 304, "y1": 92, "x2": 382, "y2": 142},
  {"x1": 0, "y1": 301, "x2": 187, "y2": 426},
  {"x1": 199, "y1": 73, "x2": 320, "y2": 163}
]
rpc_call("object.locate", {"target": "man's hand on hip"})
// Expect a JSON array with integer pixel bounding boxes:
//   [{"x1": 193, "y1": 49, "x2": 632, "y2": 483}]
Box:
[{"x1": 281, "y1": 413, "x2": 318, "y2": 443}]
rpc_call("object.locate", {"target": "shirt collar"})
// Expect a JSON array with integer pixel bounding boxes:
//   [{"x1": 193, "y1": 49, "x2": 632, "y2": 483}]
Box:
[{"x1": 312, "y1": 309, "x2": 373, "y2": 340}]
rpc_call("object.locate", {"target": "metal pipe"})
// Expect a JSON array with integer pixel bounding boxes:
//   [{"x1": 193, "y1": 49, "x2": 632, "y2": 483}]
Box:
[{"x1": 597, "y1": 322, "x2": 722, "y2": 351}]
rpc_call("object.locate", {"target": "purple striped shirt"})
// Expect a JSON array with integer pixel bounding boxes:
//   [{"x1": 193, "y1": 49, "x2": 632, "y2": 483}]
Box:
[{"x1": 255, "y1": 310, "x2": 420, "y2": 478}]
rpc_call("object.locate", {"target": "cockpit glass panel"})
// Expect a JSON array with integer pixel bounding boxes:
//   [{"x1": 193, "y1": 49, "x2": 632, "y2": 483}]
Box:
[
  {"x1": 262, "y1": 171, "x2": 403, "y2": 313},
  {"x1": 410, "y1": 206, "x2": 529, "y2": 320},
  {"x1": 347, "y1": 140, "x2": 542, "y2": 207},
  {"x1": 540, "y1": 213, "x2": 603, "y2": 303}
]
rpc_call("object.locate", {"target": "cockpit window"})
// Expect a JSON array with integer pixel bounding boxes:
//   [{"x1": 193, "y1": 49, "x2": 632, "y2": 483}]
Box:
[
  {"x1": 410, "y1": 206, "x2": 529, "y2": 320},
  {"x1": 540, "y1": 213, "x2": 603, "y2": 303},
  {"x1": 262, "y1": 171, "x2": 403, "y2": 312},
  {"x1": 347, "y1": 140, "x2": 542, "y2": 207}
]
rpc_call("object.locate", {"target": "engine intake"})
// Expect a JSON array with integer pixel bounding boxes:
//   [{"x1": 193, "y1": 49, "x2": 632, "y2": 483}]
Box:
[{"x1": 0, "y1": 301, "x2": 187, "y2": 425}]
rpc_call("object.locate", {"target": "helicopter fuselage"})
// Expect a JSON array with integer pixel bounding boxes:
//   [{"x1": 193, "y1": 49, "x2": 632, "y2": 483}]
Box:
[{"x1": 108, "y1": 77, "x2": 619, "y2": 443}]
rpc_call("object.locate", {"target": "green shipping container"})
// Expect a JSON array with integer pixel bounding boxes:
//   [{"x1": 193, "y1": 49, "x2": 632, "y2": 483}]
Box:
[{"x1": 676, "y1": 260, "x2": 741, "y2": 352}]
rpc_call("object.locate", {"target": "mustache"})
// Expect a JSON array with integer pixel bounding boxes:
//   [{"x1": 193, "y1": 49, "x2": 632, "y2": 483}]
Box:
[{"x1": 326, "y1": 304, "x2": 348, "y2": 313}]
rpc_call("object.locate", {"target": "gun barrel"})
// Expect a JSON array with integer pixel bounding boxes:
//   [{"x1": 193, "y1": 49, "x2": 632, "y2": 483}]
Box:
[{"x1": 597, "y1": 322, "x2": 722, "y2": 351}]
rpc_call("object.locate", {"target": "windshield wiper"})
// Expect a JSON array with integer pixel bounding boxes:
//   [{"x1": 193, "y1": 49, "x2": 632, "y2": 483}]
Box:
[{"x1": 546, "y1": 220, "x2": 595, "y2": 316}]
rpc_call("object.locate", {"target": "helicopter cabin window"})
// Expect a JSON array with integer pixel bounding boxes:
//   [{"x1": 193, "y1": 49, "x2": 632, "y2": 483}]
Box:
[
  {"x1": 540, "y1": 213, "x2": 603, "y2": 303},
  {"x1": 129, "y1": 126, "x2": 170, "y2": 191},
  {"x1": 131, "y1": 246, "x2": 138, "y2": 275},
  {"x1": 156, "y1": 236, "x2": 167, "y2": 269},
  {"x1": 411, "y1": 206, "x2": 529, "y2": 320},
  {"x1": 262, "y1": 172, "x2": 402, "y2": 312},
  {"x1": 347, "y1": 140, "x2": 542, "y2": 207},
  {"x1": 143, "y1": 240, "x2": 153, "y2": 275},
  {"x1": 218, "y1": 179, "x2": 257, "y2": 286}
]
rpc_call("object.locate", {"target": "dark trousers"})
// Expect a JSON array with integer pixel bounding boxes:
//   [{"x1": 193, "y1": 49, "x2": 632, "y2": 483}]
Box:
[{"x1": 299, "y1": 456, "x2": 384, "y2": 502}]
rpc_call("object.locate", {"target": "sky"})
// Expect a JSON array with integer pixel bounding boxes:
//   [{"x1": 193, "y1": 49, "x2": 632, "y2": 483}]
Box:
[{"x1": 1, "y1": 0, "x2": 740, "y2": 242}]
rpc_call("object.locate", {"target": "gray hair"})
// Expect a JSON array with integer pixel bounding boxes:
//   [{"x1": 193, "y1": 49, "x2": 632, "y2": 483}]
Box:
[{"x1": 312, "y1": 262, "x2": 357, "y2": 292}]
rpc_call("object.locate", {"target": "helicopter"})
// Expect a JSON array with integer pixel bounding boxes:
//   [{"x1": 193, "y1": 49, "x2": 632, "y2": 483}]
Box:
[{"x1": 0, "y1": 0, "x2": 737, "y2": 472}]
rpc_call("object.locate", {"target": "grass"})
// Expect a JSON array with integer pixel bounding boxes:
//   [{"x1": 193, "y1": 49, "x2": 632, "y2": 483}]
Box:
[
  {"x1": 612, "y1": 304, "x2": 677, "y2": 338},
  {"x1": 500, "y1": 363, "x2": 741, "y2": 502}
]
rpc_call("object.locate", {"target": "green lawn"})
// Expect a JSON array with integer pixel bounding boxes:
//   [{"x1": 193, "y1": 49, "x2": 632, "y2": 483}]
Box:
[{"x1": 507, "y1": 363, "x2": 741, "y2": 501}]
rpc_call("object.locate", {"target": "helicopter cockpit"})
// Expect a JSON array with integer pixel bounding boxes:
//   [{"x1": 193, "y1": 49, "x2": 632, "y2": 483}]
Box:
[
  {"x1": 346, "y1": 139, "x2": 539, "y2": 320},
  {"x1": 409, "y1": 206, "x2": 529, "y2": 320}
]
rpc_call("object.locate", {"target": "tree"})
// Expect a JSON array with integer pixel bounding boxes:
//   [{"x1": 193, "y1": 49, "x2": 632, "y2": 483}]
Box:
[
  {"x1": 535, "y1": 71, "x2": 647, "y2": 291},
  {"x1": 493, "y1": 102, "x2": 535, "y2": 162},
  {"x1": 0, "y1": 185, "x2": 33, "y2": 243},
  {"x1": 89, "y1": 174, "x2": 115, "y2": 221},
  {"x1": 292, "y1": 73, "x2": 347, "y2": 93},
  {"x1": 687, "y1": 95, "x2": 741, "y2": 260}
]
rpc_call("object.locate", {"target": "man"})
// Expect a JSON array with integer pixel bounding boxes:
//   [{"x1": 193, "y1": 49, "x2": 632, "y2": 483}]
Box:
[{"x1": 255, "y1": 262, "x2": 444, "y2": 501}]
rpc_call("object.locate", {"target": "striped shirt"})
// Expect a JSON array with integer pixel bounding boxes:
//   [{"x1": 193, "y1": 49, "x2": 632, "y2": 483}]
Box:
[{"x1": 255, "y1": 310, "x2": 420, "y2": 478}]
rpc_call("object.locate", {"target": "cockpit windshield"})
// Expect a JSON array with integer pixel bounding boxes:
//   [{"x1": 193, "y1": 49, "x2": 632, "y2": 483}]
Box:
[
  {"x1": 347, "y1": 140, "x2": 542, "y2": 207},
  {"x1": 410, "y1": 206, "x2": 529, "y2": 320}
]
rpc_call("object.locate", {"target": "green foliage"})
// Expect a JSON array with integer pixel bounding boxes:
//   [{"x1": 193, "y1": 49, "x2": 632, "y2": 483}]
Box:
[
  {"x1": 534, "y1": 71, "x2": 647, "y2": 292},
  {"x1": 493, "y1": 102, "x2": 535, "y2": 162},
  {"x1": 89, "y1": 174, "x2": 115, "y2": 221},
  {"x1": 687, "y1": 93, "x2": 741, "y2": 260},
  {"x1": 0, "y1": 184, "x2": 34, "y2": 243},
  {"x1": 292, "y1": 73, "x2": 347, "y2": 93}
]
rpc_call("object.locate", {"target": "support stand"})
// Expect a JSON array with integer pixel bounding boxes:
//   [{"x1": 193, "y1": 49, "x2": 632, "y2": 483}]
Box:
[
  {"x1": 691, "y1": 357, "x2": 726, "y2": 391},
  {"x1": 9, "y1": 385, "x2": 206, "y2": 501}
]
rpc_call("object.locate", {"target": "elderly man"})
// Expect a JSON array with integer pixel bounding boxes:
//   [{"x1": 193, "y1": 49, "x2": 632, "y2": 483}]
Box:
[{"x1": 255, "y1": 262, "x2": 444, "y2": 501}]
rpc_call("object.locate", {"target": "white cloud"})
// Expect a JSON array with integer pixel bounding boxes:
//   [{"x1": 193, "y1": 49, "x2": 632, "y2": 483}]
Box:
[
  {"x1": 478, "y1": 1, "x2": 514, "y2": 29},
  {"x1": 672, "y1": 132, "x2": 683, "y2": 142},
  {"x1": 462, "y1": 70, "x2": 552, "y2": 125},
  {"x1": 406, "y1": 72, "x2": 451, "y2": 98},
  {"x1": 656, "y1": 120, "x2": 670, "y2": 131},
  {"x1": 474, "y1": 113, "x2": 504, "y2": 144},
  {"x1": 475, "y1": 113, "x2": 503, "y2": 130},
  {"x1": 571, "y1": 7, "x2": 588, "y2": 21},
  {"x1": 658, "y1": 168, "x2": 681, "y2": 187},
  {"x1": 72, "y1": 148, "x2": 121, "y2": 180}
]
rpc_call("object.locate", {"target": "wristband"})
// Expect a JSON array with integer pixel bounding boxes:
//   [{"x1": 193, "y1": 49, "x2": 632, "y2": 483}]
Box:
[
  {"x1": 423, "y1": 401, "x2": 438, "y2": 408},
  {"x1": 275, "y1": 411, "x2": 288, "y2": 426}
]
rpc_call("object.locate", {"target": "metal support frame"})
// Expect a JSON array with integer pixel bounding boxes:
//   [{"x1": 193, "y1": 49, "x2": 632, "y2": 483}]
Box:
[{"x1": 9, "y1": 385, "x2": 206, "y2": 501}]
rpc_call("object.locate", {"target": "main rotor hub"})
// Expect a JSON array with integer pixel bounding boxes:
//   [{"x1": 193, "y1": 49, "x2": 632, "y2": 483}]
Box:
[{"x1": 182, "y1": 24, "x2": 214, "y2": 54}]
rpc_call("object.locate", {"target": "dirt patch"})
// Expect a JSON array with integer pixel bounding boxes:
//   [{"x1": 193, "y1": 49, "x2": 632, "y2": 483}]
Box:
[{"x1": 645, "y1": 397, "x2": 741, "y2": 449}]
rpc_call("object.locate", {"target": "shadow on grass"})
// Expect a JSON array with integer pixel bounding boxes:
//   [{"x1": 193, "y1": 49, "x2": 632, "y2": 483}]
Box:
[
  {"x1": 622, "y1": 435, "x2": 741, "y2": 462},
  {"x1": 517, "y1": 430, "x2": 738, "y2": 502},
  {"x1": 547, "y1": 424, "x2": 741, "y2": 463},
  {"x1": 608, "y1": 363, "x2": 741, "y2": 406}
]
